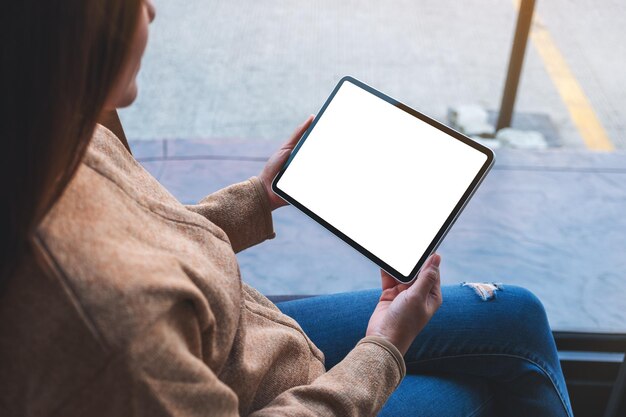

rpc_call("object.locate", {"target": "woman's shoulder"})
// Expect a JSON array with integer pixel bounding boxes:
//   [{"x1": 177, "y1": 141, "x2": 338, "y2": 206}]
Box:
[
  {"x1": 85, "y1": 124, "x2": 166, "y2": 196},
  {"x1": 29, "y1": 125, "x2": 242, "y2": 350}
]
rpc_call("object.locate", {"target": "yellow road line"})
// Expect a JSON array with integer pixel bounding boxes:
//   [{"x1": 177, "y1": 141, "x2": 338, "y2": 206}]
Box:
[{"x1": 513, "y1": 0, "x2": 614, "y2": 151}]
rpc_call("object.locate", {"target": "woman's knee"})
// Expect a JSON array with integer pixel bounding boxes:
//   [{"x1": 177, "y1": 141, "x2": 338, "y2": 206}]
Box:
[
  {"x1": 502, "y1": 285, "x2": 549, "y2": 326},
  {"x1": 489, "y1": 285, "x2": 554, "y2": 351},
  {"x1": 454, "y1": 283, "x2": 552, "y2": 346}
]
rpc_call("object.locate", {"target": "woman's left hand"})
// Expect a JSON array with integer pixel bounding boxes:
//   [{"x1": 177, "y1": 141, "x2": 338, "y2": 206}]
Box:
[{"x1": 259, "y1": 115, "x2": 315, "y2": 211}]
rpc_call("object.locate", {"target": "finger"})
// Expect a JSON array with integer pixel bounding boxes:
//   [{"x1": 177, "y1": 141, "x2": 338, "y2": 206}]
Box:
[
  {"x1": 429, "y1": 274, "x2": 443, "y2": 312},
  {"x1": 407, "y1": 253, "x2": 441, "y2": 300},
  {"x1": 282, "y1": 115, "x2": 314, "y2": 149},
  {"x1": 380, "y1": 269, "x2": 397, "y2": 291},
  {"x1": 380, "y1": 269, "x2": 411, "y2": 293}
]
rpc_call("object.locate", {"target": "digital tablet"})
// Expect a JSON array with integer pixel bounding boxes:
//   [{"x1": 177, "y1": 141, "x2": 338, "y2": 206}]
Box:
[{"x1": 272, "y1": 76, "x2": 495, "y2": 284}]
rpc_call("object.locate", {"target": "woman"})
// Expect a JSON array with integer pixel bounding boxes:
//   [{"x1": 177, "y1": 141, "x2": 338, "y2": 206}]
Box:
[{"x1": 0, "y1": 1, "x2": 573, "y2": 416}]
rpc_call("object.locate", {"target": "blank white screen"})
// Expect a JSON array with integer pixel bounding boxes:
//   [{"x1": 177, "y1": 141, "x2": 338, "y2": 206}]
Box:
[{"x1": 277, "y1": 81, "x2": 487, "y2": 276}]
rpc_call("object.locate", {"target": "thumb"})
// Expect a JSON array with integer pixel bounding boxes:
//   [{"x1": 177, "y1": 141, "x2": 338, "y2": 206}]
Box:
[{"x1": 408, "y1": 253, "x2": 441, "y2": 299}]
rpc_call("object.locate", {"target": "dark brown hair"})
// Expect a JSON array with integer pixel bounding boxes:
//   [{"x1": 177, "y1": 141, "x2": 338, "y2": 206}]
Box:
[{"x1": 0, "y1": 0, "x2": 142, "y2": 280}]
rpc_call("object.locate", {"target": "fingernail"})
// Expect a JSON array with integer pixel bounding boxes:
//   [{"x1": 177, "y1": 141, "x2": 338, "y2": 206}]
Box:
[{"x1": 431, "y1": 254, "x2": 441, "y2": 267}]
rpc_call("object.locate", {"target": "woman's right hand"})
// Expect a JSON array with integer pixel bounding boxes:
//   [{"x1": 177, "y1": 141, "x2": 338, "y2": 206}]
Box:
[{"x1": 366, "y1": 254, "x2": 443, "y2": 355}]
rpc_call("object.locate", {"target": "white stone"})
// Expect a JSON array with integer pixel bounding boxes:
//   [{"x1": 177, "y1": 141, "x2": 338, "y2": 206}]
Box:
[
  {"x1": 448, "y1": 104, "x2": 495, "y2": 137},
  {"x1": 496, "y1": 128, "x2": 548, "y2": 150}
]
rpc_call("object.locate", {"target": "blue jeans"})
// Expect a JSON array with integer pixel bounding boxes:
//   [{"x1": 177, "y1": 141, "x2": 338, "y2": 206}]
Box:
[{"x1": 276, "y1": 285, "x2": 573, "y2": 417}]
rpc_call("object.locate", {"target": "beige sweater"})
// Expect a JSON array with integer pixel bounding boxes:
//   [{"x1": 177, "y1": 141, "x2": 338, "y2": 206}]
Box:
[{"x1": 0, "y1": 125, "x2": 406, "y2": 416}]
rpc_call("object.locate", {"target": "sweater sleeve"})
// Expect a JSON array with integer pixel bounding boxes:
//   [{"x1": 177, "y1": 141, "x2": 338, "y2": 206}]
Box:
[
  {"x1": 55, "y1": 302, "x2": 405, "y2": 417},
  {"x1": 185, "y1": 176, "x2": 276, "y2": 253},
  {"x1": 250, "y1": 336, "x2": 406, "y2": 417}
]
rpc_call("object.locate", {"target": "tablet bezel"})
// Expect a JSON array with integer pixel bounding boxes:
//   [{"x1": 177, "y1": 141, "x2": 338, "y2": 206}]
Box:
[{"x1": 272, "y1": 76, "x2": 495, "y2": 284}]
